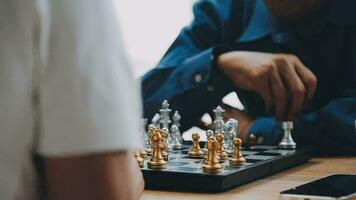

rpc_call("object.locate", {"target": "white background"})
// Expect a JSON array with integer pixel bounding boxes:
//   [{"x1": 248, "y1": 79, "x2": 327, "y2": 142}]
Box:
[{"x1": 114, "y1": 0, "x2": 195, "y2": 76}]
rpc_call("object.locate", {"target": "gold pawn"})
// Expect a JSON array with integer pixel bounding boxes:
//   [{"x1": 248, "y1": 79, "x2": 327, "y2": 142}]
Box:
[
  {"x1": 134, "y1": 151, "x2": 144, "y2": 168},
  {"x1": 229, "y1": 137, "x2": 246, "y2": 166},
  {"x1": 215, "y1": 133, "x2": 228, "y2": 161},
  {"x1": 188, "y1": 133, "x2": 204, "y2": 158},
  {"x1": 203, "y1": 136, "x2": 222, "y2": 173},
  {"x1": 147, "y1": 128, "x2": 167, "y2": 169}
]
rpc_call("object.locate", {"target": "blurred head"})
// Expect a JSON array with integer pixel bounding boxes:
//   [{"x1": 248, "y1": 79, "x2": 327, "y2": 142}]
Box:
[{"x1": 263, "y1": 0, "x2": 323, "y2": 20}]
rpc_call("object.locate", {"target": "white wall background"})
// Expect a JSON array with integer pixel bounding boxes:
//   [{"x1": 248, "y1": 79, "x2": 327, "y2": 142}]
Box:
[{"x1": 114, "y1": 0, "x2": 195, "y2": 76}]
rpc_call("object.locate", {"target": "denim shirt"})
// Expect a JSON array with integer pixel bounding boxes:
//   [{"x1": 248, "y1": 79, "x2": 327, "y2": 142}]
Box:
[{"x1": 141, "y1": 0, "x2": 356, "y2": 155}]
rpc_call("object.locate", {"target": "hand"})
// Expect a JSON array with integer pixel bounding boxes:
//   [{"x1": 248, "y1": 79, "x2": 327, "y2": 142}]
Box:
[
  {"x1": 217, "y1": 51, "x2": 317, "y2": 121},
  {"x1": 223, "y1": 103, "x2": 254, "y2": 141}
]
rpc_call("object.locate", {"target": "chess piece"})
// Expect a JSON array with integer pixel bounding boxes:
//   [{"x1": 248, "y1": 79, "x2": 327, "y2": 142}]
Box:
[
  {"x1": 203, "y1": 136, "x2": 222, "y2": 173},
  {"x1": 188, "y1": 133, "x2": 204, "y2": 158},
  {"x1": 204, "y1": 130, "x2": 214, "y2": 150},
  {"x1": 213, "y1": 106, "x2": 225, "y2": 121},
  {"x1": 139, "y1": 149, "x2": 147, "y2": 159},
  {"x1": 145, "y1": 124, "x2": 155, "y2": 155},
  {"x1": 279, "y1": 121, "x2": 296, "y2": 149},
  {"x1": 140, "y1": 119, "x2": 148, "y2": 159},
  {"x1": 229, "y1": 137, "x2": 245, "y2": 166},
  {"x1": 172, "y1": 111, "x2": 183, "y2": 143},
  {"x1": 214, "y1": 117, "x2": 225, "y2": 136},
  {"x1": 224, "y1": 119, "x2": 238, "y2": 154},
  {"x1": 159, "y1": 100, "x2": 171, "y2": 129},
  {"x1": 170, "y1": 125, "x2": 182, "y2": 149},
  {"x1": 158, "y1": 128, "x2": 169, "y2": 160},
  {"x1": 213, "y1": 106, "x2": 225, "y2": 129},
  {"x1": 151, "y1": 113, "x2": 161, "y2": 128},
  {"x1": 162, "y1": 127, "x2": 172, "y2": 151},
  {"x1": 134, "y1": 151, "x2": 144, "y2": 168},
  {"x1": 147, "y1": 128, "x2": 167, "y2": 169},
  {"x1": 215, "y1": 133, "x2": 228, "y2": 161}
]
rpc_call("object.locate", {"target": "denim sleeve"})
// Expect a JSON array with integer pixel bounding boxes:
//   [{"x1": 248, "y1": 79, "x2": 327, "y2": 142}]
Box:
[
  {"x1": 245, "y1": 97, "x2": 356, "y2": 155},
  {"x1": 141, "y1": 0, "x2": 240, "y2": 130}
]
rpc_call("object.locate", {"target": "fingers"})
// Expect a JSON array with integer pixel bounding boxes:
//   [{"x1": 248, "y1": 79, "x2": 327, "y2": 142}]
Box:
[
  {"x1": 258, "y1": 80, "x2": 274, "y2": 115},
  {"x1": 293, "y1": 58, "x2": 317, "y2": 102},
  {"x1": 269, "y1": 65, "x2": 287, "y2": 122},
  {"x1": 279, "y1": 61, "x2": 306, "y2": 120}
]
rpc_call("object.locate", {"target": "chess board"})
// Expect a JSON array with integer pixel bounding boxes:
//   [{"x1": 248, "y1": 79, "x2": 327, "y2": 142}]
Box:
[{"x1": 141, "y1": 144, "x2": 313, "y2": 192}]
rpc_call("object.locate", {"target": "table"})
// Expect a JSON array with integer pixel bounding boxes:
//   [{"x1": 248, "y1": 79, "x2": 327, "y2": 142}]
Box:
[{"x1": 142, "y1": 157, "x2": 356, "y2": 200}]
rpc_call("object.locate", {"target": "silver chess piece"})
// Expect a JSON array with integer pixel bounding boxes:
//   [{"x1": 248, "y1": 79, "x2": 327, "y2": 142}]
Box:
[
  {"x1": 279, "y1": 121, "x2": 296, "y2": 149},
  {"x1": 224, "y1": 119, "x2": 238, "y2": 154},
  {"x1": 172, "y1": 111, "x2": 183, "y2": 143},
  {"x1": 162, "y1": 127, "x2": 172, "y2": 151},
  {"x1": 214, "y1": 117, "x2": 225, "y2": 136},
  {"x1": 146, "y1": 124, "x2": 156, "y2": 154},
  {"x1": 204, "y1": 130, "x2": 215, "y2": 152},
  {"x1": 141, "y1": 119, "x2": 150, "y2": 150},
  {"x1": 170, "y1": 125, "x2": 182, "y2": 149},
  {"x1": 151, "y1": 113, "x2": 161, "y2": 128},
  {"x1": 213, "y1": 106, "x2": 225, "y2": 129},
  {"x1": 206, "y1": 130, "x2": 214, "y2": 138},
  {"x1": 159, "y1": 100, "x2": 172, "y2": 129}
]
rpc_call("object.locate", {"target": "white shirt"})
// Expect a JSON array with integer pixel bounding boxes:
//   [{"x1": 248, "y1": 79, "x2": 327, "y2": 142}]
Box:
[{"x1": 0, "y1": 0, "x2": 142, "y2": 199}]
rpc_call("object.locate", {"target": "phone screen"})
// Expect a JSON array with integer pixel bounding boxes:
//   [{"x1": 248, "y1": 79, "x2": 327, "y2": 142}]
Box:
[{"x1": 280, "y1": 174, "x2": 356, "y2": 198}]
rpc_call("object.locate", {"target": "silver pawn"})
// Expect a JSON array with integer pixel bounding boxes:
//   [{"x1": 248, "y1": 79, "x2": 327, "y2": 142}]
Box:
[
  {"x1": 224, "y1": 119, "x2": 238, "y2": 154},
  {"x1": 162, "y1": 127, "x2": 172, "y2": 151},
  {"x1": 206, "y1": 130, "x2": 214, "y2": 138},
  {"x1": 172, "y1": 111, "x2": 183, "y2": 143},
  {"x1": 203, "y1": 129, "x2": 215, "y2": 153},
  {"x1": 151, "y1": 113, "x2": 161, "y2": 128},
  {"x1": 146, "y1": 124, "x2": 156, "y2": 154},
  {"x1": 170, "y1": 125, "x2": 182, "y2": 149},
  {"x1": 279, "y1": 121, "x2": 296, "y2": 149}
]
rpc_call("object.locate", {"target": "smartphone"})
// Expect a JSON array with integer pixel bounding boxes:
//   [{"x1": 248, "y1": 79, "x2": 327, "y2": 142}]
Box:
[{"x1": 279, "y1": 174, "x2": 356, "y2": 200}]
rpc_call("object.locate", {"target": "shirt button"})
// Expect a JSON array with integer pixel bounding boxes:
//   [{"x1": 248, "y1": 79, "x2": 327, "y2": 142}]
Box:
[
  {"x1": 194, "y1": 74, "x2": 203, "y2": 83},
  {"x1": 207, "y1": 86, "x2": 215, "y2": 92}
]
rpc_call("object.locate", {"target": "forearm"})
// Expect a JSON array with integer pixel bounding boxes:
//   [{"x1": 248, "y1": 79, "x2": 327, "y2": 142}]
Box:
[{"x1": 44, "y1": 151, "x2": 144, "y2": 200}]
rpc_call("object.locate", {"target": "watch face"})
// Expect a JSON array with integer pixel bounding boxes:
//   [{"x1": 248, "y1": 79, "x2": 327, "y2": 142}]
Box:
[{"x1": 281, "y1": 174, "x2": 356, "y2": 198}]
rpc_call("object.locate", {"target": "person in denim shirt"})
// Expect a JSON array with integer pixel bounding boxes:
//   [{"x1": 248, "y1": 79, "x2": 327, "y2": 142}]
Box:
[{"x1": 141, "y1": 0, "x2": 356, "y2": 155}]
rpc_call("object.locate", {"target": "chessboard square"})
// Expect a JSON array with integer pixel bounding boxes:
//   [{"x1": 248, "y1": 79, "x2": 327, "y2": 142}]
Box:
[
  {"x1": 249, "y1": 145, "x2": 277, "y2": 151},
  {"x1": 241, "y1": 150, "x2": 259, "y2": 155},
  {"x1": 182, "y1": 163, "x2": 202, "y2": 168},
  {"x1": 174, "y1": 167, "x2": 202, "y2": 173},
  {"x1": 167, "y1": 161, "x2": 189, "y2": 167},
  {"x1": 175, "y1": 158, "x2": 201, "y2": 162},
  {"x1": 245, "y1": 155, "x2": 275, "y2": 160},
  {"x1": 264, "y1": 149, "x2": 295, "y2": 155},
  {"x1": 255, "y1": 152, "x2": 281, "y2": 156}
]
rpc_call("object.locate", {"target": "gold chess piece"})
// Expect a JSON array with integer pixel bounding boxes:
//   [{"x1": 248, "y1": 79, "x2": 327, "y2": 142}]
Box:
[
  {"x1": 189, "y1": 133, "x2": 204, "y2": 158},
  {"x1": 203, "y1": 136, "x2": 222, "y2": 173},
  {"x1": 147, "y1": 128, "x2": 167, "y2": 169},
  {"x1": 139, "y1": 149, "x2": 147, "y2": 159},
  {"x1": 134, "y1": 151, "x2": 144, "y2": 168},
  {"x1": 229, "y1": 137, "x2": 246, "y2": 166},
  {"x1": 215, "y1": 133, "x2": 228, "y2": 161}
]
